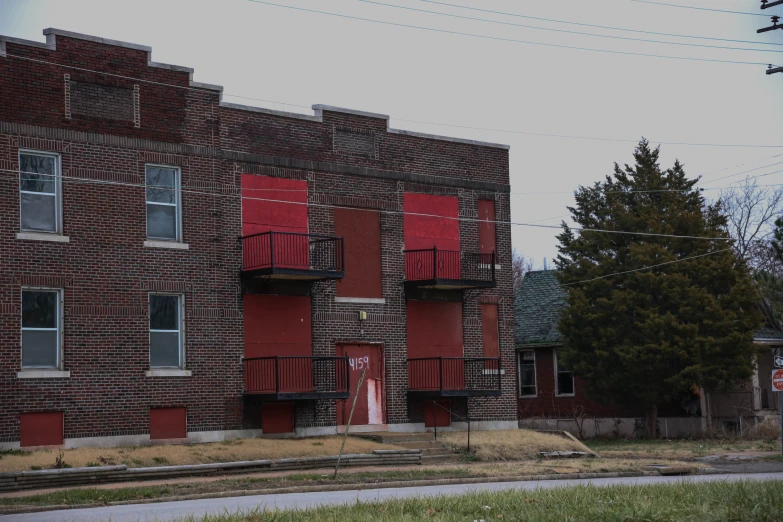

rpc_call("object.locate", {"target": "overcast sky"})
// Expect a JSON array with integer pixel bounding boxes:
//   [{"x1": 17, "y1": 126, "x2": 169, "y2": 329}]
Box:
[{"x1": 2, "y1": 0, "x2": 782, "y2": 268}]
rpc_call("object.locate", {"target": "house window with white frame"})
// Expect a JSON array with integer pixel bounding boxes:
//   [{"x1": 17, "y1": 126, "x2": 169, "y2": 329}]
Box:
[
  {"x1": 21, "y1": 289, "x2": 62, "y2": 369},
  {"x1": 518, "y1": 350, "x2": 537, "y2": 397},
  {"x1": 19, "y1": 151, "x2": 61, "y2": 233},
  {"x1": 149, "y1": 294, "x2": 184, "y2": 368},
  {"x1": 554, "y1": 350, "x2": 575, "y2": 396},
  {"x1": 145, "y1": 165, "x2": 181, "y2": 241}
]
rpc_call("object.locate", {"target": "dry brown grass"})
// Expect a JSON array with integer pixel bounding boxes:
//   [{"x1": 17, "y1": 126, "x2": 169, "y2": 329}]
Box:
[
  {"x1": 439, "y1": 429, "x2": 590, "y2": 461},
  {"x1": 0, "y1": 436, "x2": 397, "y2": 473}
]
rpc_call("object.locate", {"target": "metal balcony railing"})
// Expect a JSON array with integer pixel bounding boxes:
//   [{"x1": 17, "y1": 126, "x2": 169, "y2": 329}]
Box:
[
  {"x1": 244, "y1": 356, "x2": 350, "y2": 400},
  {"x1": 407, "y1": 357, "x2": 502, "y2": 397},
  {"x1": 403, "y1": 248, "x2": 495, "y2": 289},
  {"x1": 240, "y1": 231, "x2": 344, "y2": 280}
]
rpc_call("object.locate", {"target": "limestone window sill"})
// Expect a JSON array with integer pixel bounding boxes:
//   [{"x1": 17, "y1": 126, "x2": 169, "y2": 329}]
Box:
[
  {"x1": 16, "y1": 232, "x2": 70, "y2": 243},
  {"x1": 334, "y1": 297, "x2": 386, "y2": 304},
  {"x1": 17, "y1": 370, "x2": 70, "y2": 379},
  {"x1": 478, "y1": 264, "x2": 502, "y2": 270},
  {"x1": 144, "y1": 240, "x2": 189, "y2": 250},
  {"x1": 482, "y1": 369, "x2": 506, "y2": 375},
  {"x1": 145, "y1": 369, "x2": 192, "y2": 377}
]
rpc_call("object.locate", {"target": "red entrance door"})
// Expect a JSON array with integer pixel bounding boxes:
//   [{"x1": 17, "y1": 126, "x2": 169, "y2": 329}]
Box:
[{"x1": 337, "y1": 344, "x2": 385, "y2": 425}]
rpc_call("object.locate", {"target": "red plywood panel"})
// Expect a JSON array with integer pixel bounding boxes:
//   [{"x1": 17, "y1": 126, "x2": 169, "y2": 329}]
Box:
[
  {"x1": 481, "y1": 304, "x2": 499, "y2": 358},
  {"x1": 423, "y1": 401, "x2": 451, "y2": 428},
  {"x1": 406, "y1": 300, "x2": 463, "y2": 359},
  {"x1": 337, "y1": 344, "x2": 384, "y2": 425},
  {"x1": 334, "y1": 208, "x2": 382, "y2": 298},
  {"x1": 149, "y1": 408, "x2": 187, "y2": 440},
  {"x1": 19, "y1": 412, "x2": 63, "y2": 447},
  {"x1": 244, "y1": 295, "x2": 312, "y2": 358},
  {"x1": 241, "y1": 175, "x2": 308, "y2": 236},
  {"x1": 262, "y1": 403, "x2": 295, "y2": 434},
  {"x1": 478, "y1": 200, "x2": 496, "y2": 255},
  {"x1": 403, "y1": 193, "x2": 460, "y2": 251}
]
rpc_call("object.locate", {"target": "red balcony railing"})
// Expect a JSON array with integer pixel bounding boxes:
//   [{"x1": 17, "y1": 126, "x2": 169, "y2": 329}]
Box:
[
  {"x1": 244, "y1": 356, "x2": 350, "y2": 400},
  {"x1": 241, "y1": 231, "x2": 344, "y2": 279},
  {"x1": 404, "y1": 248, "x2": 495, "y2": 287},
  {"x1": 407, "y1": 357, "x2": 502, "y2": 397}
]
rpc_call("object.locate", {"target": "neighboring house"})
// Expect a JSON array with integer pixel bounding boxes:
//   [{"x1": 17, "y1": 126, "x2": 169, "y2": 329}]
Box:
[
  {"x1": 515, "y1": 270, "x2": 782, "y2": 437},
  {"x1": 0, "y1": 28, "x2": 517, "y2": 450},
  {"x1": 514, "y1": 270, "x2": 620, "y2": 422}
]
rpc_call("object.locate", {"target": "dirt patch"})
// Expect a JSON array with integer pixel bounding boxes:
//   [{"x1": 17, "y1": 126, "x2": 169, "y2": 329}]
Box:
[
  {"x1": 439, "y1": 429, "x2": 590, "y2": 461},
  {"x1": 0, "y1": 436, "x2": 397, "y2": 473}
]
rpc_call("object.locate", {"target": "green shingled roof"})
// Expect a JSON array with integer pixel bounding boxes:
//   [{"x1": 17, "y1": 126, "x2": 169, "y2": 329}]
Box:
[{"x1": 515, "y1": 270, "x2": 566, "y2": 347}]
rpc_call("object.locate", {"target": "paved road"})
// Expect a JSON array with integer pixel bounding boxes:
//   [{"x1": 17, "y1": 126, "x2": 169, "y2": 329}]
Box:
[{"x1": 3, "y1": 472, "x2": 782, "y2": 522}]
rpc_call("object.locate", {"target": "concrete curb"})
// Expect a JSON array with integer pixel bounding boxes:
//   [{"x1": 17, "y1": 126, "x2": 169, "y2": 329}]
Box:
[
  {"x1": 0, "y1": 450, "x2": 421, "y2": 493},
  {"x1": 0, "y1": 471, "x2": 653, "y2": 516}
]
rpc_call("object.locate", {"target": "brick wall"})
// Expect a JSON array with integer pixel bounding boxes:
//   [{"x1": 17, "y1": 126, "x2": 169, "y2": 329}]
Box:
[
  {"x1": 0, "y1": 29, "x2": 515, "y2": 443},
  {"x1": 516, "y1": 346, "x2": 622, "y2": 419}
]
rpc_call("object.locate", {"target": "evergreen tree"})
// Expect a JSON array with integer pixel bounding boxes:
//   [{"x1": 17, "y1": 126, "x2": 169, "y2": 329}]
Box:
[{"x1": 555, "y1": 140, "x2": 762, "y2": 437}]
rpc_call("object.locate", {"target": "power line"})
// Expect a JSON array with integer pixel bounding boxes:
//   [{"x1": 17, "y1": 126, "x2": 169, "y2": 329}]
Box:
[
  {"x1": 361, "y1": 0, "x2": 783, "y2": 53},
  {"x1": 6, "y1": 52, "x2": 783, "y2": 149},
  {"x1": 3, "y1": 168, "x2": 734, "y2": 241},
  {"x1": 563, "y1": 248, "x2": 734, "y2": 285},
  {"x1": 702, "y1": 161, "x2": 783, "y2": 184},
  {"x1": 629, "y1": 0, "x2": 771, "y2": 17},
  {"x1": 421, "y1": 0, "x2": 783, "y2": 46},
  {"x1": 246, "y1": 0, "x2": 774, "y2": 66},
  {"x1": 695, "y1": 153, "x2": 783, "y2": 177}
]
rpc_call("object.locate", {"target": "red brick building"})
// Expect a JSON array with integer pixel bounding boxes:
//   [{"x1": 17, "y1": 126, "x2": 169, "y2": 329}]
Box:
[{"x1": 0, "y1": 29, "x2": 516, "y2": 449}]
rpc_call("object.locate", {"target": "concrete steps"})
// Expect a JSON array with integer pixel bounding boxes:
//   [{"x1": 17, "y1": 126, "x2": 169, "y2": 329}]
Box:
[{"x1": 352, "y1": 432, "x2": 458, "y2": 463}]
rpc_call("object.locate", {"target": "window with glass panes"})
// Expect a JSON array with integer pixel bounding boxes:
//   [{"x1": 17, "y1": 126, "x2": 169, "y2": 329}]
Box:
[
  {"x1": 518, "y1": 350, "x2": 536, "y2": 397},
  {"x1": 19, "y1": 152, "x2": 59, "y2": 233},
  {"x1": 149, "y1": 294, "x2": 183, "y2": 368},
  {"x1": 554, "y1": 351, "x2": 575, "y2": 396},
  {"x1": 21, "y1": 289, "x2": 61, "y2": 368},
  {"x1": 146, "y1": 166, "x2": 180, "y2": 240}
]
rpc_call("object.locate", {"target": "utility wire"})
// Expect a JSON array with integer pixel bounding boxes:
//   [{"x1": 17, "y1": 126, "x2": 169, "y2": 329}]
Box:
[
  {"x1": 420, "y1": 0, "x2": 783, "y2": 46},
  {"x1": 629, "y1": 0, "x2": 771, "y2": 17},
  {"x1": 3, "y1": 168, "x2": 734, "y2": 241},
  {"x1": 361, "y1": 0, "x2": 782, "y2": 53},
  {"x1": 563, "y1": 248, "x2": 734, "y2": 285},
  {"x1": 702, "y1": 161, "x2": 783, "y2": 184},
  {"x1": 246, "y1": 1, "x2": 775, "y2": 66},
  {"x1": 6, "y1": 52, "x2": 783, "y2": 149}
]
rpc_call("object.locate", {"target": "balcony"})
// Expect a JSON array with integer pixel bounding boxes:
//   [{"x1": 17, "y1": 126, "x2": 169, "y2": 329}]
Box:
[
  {"x1": 241, "y1": 232, "x2": 344, "y2": 281},
  {"x1": 407, "y1": 357, "x2": 502, "y2": 397},
  {"x1": 244, "y1": 356, "x2": 350, "y2": 400},
  {"x1": 403, "y1": 248, "x2": 496, "y2": 290}
]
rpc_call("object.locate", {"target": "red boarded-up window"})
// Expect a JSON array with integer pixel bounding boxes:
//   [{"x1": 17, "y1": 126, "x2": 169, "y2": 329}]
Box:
[
  {"x1": 20, "y1": 412, "x2": 63, "y2": 447},
  {"x1": 243, "y1": 295, "x2": 311, "y2": 358},
  {"x1": 334, "y1": 208, "x2": 382, "y2": 298},
  {"x1": 482, "y1": 304, "x2": 499, "y2": 358},
  {"x1": 406, "y1": 301, "x2": 463, "y2": 359},
  {"x1": 241, "y1": 175, "x2": 308, "y2": 236},
  {"x1": 403, "y1": 193, "x2": 459, "y2": 251},
  {"x1": 478, "y1": 200, "x2": 496, "y2": 255},
  {"x1": 242, "y1": 175, "x2": 309, "y2": 270},
  {"x1": 262, "y1": 403, "x2": 295, "y2": 434},
  {"x1": 149, "y1": 408, "x2": 187, "y2": 440}
]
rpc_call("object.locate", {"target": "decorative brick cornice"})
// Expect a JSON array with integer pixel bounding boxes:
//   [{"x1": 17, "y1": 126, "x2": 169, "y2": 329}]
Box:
[
  {"x1": 13, "y1": 274, "x2": 74, "y2": 287},
  {"x1": 68, "y1": 305, "x2": 145, "y2": 317},
  {"x1": 189, "y1": 307, "x2": 243, "y2": 319},
  {"x1": 0, "y1": 122, "x2": 510, "y2": 193},
  {"x1": 140, "y1": 280, "x2": 192, "y2": 292},
  {"x1": 310, "y1": 192, "x2": 397, "y2": 211}
]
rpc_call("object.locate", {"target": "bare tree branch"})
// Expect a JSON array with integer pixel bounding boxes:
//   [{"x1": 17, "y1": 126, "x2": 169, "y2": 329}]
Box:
[{"x1": 512, "y1": 248, "x2": 534, "y2": 292}]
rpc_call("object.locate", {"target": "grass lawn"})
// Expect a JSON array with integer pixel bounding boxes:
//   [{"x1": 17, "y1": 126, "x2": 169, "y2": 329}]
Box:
[
  {"x1": 168, "y1": 480, "x2": 783, "y2": 521},
  {"x1": 585, "y1": 438, "x2": 780, "y2": 459},
  {"x1": 0, "y1": 436, "x2": 396, "y2": 473},
  {"x1": 439, "y1": 429, "x2": 590, "y2": 461}
]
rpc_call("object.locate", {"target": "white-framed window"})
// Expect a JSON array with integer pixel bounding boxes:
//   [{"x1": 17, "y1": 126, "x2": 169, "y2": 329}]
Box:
[
  {"x1": 518, "y1": 350, "x2": 537, "y2": 397},
  {"x1": 554, "y1": 350, "x2": 575, "y2": 397},
  {"x1": 149, "y1": 294, "x2": 184, "y2": 368},
  {"x1": 145, "y1": 165, "x2": 181, "y2": 241},
  {"x1": 21, "y1": 288, "x2": 62, "y2": 369},
  {"x1": 19, "y1": 150, "x2": 61, "y2": 233}
]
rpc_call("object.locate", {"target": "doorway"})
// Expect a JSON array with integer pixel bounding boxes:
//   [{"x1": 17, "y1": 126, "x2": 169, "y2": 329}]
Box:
[{"x1": 337, "y1": 344, "x2": 385, "y2": 425}]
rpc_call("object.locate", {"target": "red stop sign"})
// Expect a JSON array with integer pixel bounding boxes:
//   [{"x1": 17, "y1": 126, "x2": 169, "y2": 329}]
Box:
[{"x1": 773, "y1": 369, "x2": 783, "y2": 392}]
